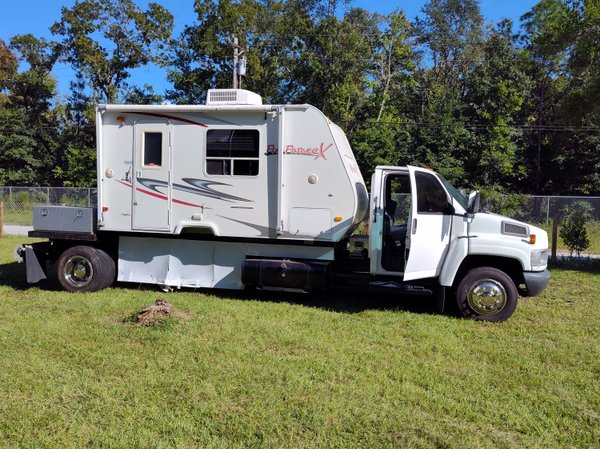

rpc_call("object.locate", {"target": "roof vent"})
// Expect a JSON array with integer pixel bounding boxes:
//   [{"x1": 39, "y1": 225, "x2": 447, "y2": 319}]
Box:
[{"x1": 206, "y1": 89, "x2": 263, "y2": 106}]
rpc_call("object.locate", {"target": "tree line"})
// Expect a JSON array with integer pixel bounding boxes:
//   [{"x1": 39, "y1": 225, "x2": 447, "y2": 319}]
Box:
[{"x1": 0, "y1": 0, "x2": 598, "y2": 195}]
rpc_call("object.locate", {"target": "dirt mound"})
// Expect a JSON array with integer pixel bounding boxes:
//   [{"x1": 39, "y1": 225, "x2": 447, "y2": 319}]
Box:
[{"x1": 126, "y1": 299, "x2": 190, "y2": 326}]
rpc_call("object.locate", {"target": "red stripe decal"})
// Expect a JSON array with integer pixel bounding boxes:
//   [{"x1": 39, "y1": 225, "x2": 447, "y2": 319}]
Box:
[
  {"x1": 137, "y1": 112, "x2": 208, "y2": 128},
  {"x1": 173, "y1": 198, "x2": 204, "y2": 207},
  {"x1": 117, "y1": 180, "x2": 204, "y2": 208}
]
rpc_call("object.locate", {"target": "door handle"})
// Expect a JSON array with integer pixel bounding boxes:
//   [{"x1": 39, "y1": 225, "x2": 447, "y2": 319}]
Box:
[
  {"x1": 373, "y1": 196, "x2": 378, "y2": 223},
  {"x1": 412, "y1": 218, "x2": 417, "y2": 234}
]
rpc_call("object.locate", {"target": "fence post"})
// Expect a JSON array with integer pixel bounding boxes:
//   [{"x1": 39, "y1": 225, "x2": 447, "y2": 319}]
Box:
[
  {"x1": 0, "y1": 202, "x2": 3, "y2": 238},
  {"x1": 551, "y1": 217, "x2": 559, "y2": 261}
]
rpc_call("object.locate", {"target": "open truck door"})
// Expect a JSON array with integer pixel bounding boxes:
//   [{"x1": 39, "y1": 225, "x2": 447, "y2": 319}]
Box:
[
  {"x1": 369, "y1": 166, "x2": 452, "y2": 281},
  {"x1": 403, "y1": 166, "x2": 452, "y2": 281}
]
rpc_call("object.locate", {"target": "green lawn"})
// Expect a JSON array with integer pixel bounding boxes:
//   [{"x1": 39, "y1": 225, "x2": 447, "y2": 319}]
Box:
[
  {"x1": 0, "y1": 236, "x2": 599, "y2": 448},
  {"x1": 2, "y1": 207, "x2": 33, "y2": 226}
]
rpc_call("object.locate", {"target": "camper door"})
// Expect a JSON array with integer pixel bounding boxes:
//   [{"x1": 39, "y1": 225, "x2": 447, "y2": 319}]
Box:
[{"x1": 132, "y1": 120, "x2": 172, "y2": 230}]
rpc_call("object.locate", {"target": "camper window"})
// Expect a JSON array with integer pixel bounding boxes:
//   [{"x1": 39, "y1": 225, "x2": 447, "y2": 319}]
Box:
[
  {"x1": 143, "y1": 132, "x2": 162, "y2": 167},
  {"x1": 206, "y1": 129, "x2": 259, "y2": 176}
]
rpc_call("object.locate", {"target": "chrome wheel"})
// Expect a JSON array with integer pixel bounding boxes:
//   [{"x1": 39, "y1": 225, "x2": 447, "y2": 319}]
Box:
[
  {"x1": 467, "y1": 279, "x2": 507, "y2": 315},
  {"x1": 63, "y1": 255, "x2": 94, "y2": 288}
]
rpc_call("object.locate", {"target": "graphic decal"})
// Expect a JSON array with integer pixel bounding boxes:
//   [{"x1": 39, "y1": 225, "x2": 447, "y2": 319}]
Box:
[
  {"x1": 137, "y1": 112, "x2": 208, "y2": 128},
  {"x1": 266, "y1": 142, "x2": 333, "y2": 160},
  {"x1": 216, "y1": 215, "x2": 272, "y2": 237},
  {"x1": 181, "y1": 178, "x2": 252, "y2": 203},
  {"x1": 117, "y1": 179, "x2": 205, "y2": 208},
  {"x1": 137, "y1": 112, "x2": 239, "y2": 127},
  {"x1": 117, "y1": 176, "x2": 252, "y2": 206}
]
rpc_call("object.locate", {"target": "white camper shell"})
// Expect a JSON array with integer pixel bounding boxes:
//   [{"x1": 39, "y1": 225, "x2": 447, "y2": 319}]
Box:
[
  {"x1": 96, "y1": 90, "x2": 368, "y2": 242},
  {"x1": 21, "y1": 89, "x2": 550, "y2": 323}
]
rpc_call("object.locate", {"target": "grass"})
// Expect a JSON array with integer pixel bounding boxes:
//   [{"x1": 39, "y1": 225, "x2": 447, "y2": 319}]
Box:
[
  {"x1": 1, "y1": 236, "x2": 599, "y2": 448},
  {"x1": 2, "y1": 207, "x2": 33, "y2": 226}
]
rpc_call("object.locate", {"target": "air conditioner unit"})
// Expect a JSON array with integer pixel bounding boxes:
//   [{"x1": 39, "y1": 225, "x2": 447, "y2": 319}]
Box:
[{"x1": 206, "y1": 89, "x2": 263, "y2": 106}]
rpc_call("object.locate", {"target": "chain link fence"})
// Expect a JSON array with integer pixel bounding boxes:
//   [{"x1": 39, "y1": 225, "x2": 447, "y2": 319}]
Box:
[
  {"x1": 0, "y1": 186, "x2": 598, "y2": 256},
  {"x1": 481, "y1": 195, "x2": 600, "y2": 224},
  {"x1": 0, "y1": 187, "x2": 97, "y2": 227}
]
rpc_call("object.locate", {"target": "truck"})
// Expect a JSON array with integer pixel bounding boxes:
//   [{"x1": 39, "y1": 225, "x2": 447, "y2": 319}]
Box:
[{"x1": 19, "y1": 89, "x2": 550, "y2": 322}]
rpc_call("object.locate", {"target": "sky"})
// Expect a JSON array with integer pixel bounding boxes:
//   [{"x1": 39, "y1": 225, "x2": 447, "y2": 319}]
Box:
[{"x1": 0, "y1": 0, "x2": 540, "y2": 99}]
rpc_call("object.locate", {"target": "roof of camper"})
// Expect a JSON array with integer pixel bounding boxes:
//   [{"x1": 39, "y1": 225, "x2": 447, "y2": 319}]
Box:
[
  {"x1": 98, "y1": 88, "x2": 310, "y2": 112},
  {"x1": 97, "y1": 103, "x2": 313, "y2": 112}
]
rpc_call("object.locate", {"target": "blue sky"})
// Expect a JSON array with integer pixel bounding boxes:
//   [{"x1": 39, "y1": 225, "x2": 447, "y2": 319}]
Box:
[{"x1": 0, "y1": 0, "x2": 539, "y2": 99}]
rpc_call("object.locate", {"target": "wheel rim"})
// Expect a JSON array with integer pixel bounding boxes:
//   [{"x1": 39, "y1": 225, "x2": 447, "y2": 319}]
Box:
[
  {"x1": 467, "y1": 278, "x2": 507, "y2": 315},
  {"x1": 63, "y1": 255, "x2": 94, "y2": 288}
]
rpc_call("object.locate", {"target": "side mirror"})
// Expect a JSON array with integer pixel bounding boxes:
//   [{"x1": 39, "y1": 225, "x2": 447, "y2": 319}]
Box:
[{"x1": 467, "y1": 191, "x2": 480, "y2": 214}]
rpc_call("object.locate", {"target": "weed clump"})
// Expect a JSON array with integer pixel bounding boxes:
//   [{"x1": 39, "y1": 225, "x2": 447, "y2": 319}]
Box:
[{"x1": 124, "y1": 299, "x2": 190, "y2": 329}]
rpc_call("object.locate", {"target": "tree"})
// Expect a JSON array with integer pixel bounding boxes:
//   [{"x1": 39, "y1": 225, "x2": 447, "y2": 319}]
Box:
[
  {"x1": 0, "y1": 108, "x2": 41, "y2": 185},
  {"x1": 0, "y1": 36, "x2": 61, "y2": 185},
  {"x1": 559, "y1": 201, "x2": 592, "y2": 257},
  {"x1": 0, "y1": 40, "x2": 40, "y2": 185},
  {"x1": 370, "y1": 10, "x2": 416, "y2": 121},
  {"x1": 0, "y1": 39, "x2": 18, "y2": 104},
  {"x1": 350, "y1": 10, "x2": 417, "y2": 175},
  {"x1": 53, "y1": 73, "x2": 97, "y2": 187},
  {"x1": 167, "y1": 0, "x2": 376, "y2": 121},
  {"x1": 521, "y1": 0, "x2": 600, "y2": 194},
  {"x1": 462, "y1": 20, "x2": 530, "y2": 189},
  {"x1": 51, "y1": 0, "x2": 174, "y2": 103},
  {"x1": 415, "y1": 0, "x2": 483, "y2": 85},
  {"x1": 410, "y1": 0, "x2": 486, "y2": 185}
]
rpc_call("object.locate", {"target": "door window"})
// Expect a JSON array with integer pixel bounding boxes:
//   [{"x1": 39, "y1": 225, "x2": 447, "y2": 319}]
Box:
[
  {"x1": 143, "y1": 132, "x2": 162, "y2": 168},
  {"x1": 415, "y1": 172, "x2": 447, "y2": 213}
]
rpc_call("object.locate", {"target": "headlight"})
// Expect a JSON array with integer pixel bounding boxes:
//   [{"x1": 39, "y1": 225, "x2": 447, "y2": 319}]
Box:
[{"x1": 531, "y1": 249, "x2": 549, "y2": 269}]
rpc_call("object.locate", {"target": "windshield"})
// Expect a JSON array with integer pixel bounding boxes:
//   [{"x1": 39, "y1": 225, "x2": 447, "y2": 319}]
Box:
[{"x1": 437, "y1": 174, "x2": 469, "y2": 210}]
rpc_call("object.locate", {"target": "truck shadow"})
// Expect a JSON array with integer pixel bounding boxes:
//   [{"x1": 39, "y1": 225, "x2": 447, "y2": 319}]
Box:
[
  {"x1": 0, "y1": 261, "x2": 451, "y2": 317},
  {"x1": 0, "y1": 261, "x2": 63, "y2": 291},
  {"x1": 208, "y1": 287, "x2": 451, "y2": 317}
]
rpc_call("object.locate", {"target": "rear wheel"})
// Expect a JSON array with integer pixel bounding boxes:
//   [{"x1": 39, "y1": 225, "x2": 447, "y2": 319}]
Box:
[
  {"x1": 57, "y1": 246, "x2": 115, "y2": 292},
  {"x1": 455, "y1": 267, "x2": 517, "y2": 322}
]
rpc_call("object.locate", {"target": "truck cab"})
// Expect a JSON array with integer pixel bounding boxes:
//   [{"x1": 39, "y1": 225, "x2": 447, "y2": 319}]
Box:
[{"x1": 367, "y1": 165, "x2": 550, "y2": 322}]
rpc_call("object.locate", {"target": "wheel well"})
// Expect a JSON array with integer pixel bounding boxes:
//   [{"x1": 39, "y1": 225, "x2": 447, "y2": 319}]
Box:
[
  {"x1": 47, "y1": 236, "x2": 118, "y2": 262},
  {"x1": 453, "y1": 256, "x2": 524, "y2": 290}
]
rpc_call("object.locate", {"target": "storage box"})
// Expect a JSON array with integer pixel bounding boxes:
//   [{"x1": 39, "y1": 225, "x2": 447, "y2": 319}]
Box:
[{"x1": 33, "y1": 206, "x2": 96, "y2": 234}]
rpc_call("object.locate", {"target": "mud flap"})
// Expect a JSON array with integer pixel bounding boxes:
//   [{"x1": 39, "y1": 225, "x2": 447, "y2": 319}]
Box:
[
  {"x1": 435, "y1": 286, "x2": 446, "y2": 314},
  {"x1": 24, "y1": 247, "x2": 47, "y2": 283}
]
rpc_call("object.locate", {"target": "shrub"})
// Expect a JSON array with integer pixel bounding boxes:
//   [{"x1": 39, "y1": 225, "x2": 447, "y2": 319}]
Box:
[{"x1": 560, "y1": 201, "x2": 593, "y2": 257}]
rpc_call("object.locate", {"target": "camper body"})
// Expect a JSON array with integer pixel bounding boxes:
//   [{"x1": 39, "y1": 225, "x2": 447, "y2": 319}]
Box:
[{"x1": 20, "y1": 90, "x2": 549, "y2": 322}]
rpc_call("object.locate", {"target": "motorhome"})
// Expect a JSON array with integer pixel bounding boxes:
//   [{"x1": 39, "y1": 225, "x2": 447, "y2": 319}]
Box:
[{"x1": 19, "y1": 89, "x2": 550, "y2": 322}]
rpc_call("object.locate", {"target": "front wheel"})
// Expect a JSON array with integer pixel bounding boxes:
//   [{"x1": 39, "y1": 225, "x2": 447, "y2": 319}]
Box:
[
  {"x1": 455, "y1": 267, "x2": 518, "y2": 322},
  {"x1": 56, "y1": 246, "x2": 115, "y2": 292}
]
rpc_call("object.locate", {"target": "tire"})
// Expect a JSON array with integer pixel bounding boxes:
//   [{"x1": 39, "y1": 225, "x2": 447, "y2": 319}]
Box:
[
  {"x1": 455, "y1": 267, "x2": 518, "y2": 322},
  {"x1": 56, "y1": 246, "x2": 115, "y2": 292}
]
